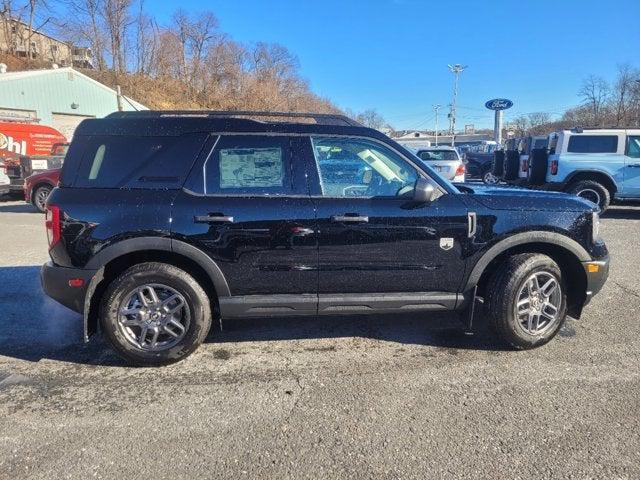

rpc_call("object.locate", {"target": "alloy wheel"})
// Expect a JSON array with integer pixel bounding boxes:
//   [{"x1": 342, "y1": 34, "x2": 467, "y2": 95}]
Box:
[
  {"x1": 514, "y1": 271, "x2": 562, "y2": 336},
  {"x1": 117, "y1": 284, "x2": 190, "y2": 351}
]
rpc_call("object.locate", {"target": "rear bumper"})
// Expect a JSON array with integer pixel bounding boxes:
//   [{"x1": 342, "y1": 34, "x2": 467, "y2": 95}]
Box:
[
  {"x1": 582, "y1": 256, "x2": 610, "y2": 306},
  {"x1": 41, "y1": 261, "x2": 97, "y2": 313}
]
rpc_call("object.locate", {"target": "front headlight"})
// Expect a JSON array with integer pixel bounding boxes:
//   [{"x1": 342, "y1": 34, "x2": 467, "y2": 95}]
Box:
[{"x1": 592, "y1": 211, "x2": 600, "y2": 243}]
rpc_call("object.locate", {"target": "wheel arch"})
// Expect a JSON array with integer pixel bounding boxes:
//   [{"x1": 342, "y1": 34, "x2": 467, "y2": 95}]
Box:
[
  {"x1": 466, "y1": 232, "x2": 590, "y2": 318},
  {"x1": 564, "y1": 170, "x2": 618, "y2": 195},
  {"x1": 30, "y1": 181, "x2": 55, "y2": 202},
  {"x1": 83, "y1": 237, "x2": 230, "y2": 341}
]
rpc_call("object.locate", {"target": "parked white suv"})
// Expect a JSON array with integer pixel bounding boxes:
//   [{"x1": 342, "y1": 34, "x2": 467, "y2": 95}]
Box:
[{"x1": 414, "y1": 146, "x2": 465, "y2": 182}]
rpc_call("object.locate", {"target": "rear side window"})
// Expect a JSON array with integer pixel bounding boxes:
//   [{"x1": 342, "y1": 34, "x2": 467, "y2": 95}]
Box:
[
  {"x1": 567, "y1": 135, "x2": 618, "y2": 154},
  {"x1": 203, "y1": 135, "x2": 294, "y2": 195},
  {"x1": 74, "y1": 133, "x2": 208, "y2": 188}
]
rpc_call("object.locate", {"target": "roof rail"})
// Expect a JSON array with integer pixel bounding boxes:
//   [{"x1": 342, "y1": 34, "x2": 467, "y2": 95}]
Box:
[{"x1": 106, "y1": 110, "x2": 363, "y2": 127}]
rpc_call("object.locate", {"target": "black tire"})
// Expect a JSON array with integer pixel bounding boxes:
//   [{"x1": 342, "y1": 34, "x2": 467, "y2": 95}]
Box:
[
  {"x1": 503, "y1": 150, "x2": 520, "y2": 181},
  {"x1": 100, "y1": 262, "x2": 212, "y2": 366},
  {"x1": 527, "y1": 148, "x2": 548, "y2": 185},
  {"x1": 33, "y1": 185, "x2": 52, "y2": 213},
  {"x1": 492, "y1": 150, "x2": 505, "y2": 178},
  {"x1": 566, "y1": 179, "x2": 611, "y2": 212},
  {"x1": 485, "y1": 253, "x2": 567, "y2": 349}
]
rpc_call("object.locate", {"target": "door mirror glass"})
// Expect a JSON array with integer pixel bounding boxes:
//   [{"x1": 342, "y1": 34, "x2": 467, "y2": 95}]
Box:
[{"x1": 413, "y1": 178, "x2": 438, "y2": 203}]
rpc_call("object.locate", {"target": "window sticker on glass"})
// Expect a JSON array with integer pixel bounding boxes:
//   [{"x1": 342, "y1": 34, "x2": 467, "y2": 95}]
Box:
[{"x1": 219, "y1": 147, "x2": 284, "y2": 188}]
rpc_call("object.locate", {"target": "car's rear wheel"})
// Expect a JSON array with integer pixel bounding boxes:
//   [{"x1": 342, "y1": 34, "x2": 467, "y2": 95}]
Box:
[
  {"x1": 33, "y1": 185, "x2": 52, "y2": 213},
  {"x1": 100, "y1": 262, "x2": 211, "y2": 366},
  {"x1": 567, "y1": 180, "x2": 610, "y2": 212},
  {"x1": 485, "y1": 253, "x2": 567, "y2": 349}
]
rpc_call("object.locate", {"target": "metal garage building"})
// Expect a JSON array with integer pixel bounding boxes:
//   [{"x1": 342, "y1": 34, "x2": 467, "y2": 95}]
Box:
[{"x1": 0, "y1": 66, "x2": 147, "y2": 140}]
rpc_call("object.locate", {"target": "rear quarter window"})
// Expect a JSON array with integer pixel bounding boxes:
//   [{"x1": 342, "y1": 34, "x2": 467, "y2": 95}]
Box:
[
  {"x1": 567, "y1": 135, "x2": 618, "y2": 154},
  {"x1": 73, "y1": 133, "x2": 208, "y2": 189}
]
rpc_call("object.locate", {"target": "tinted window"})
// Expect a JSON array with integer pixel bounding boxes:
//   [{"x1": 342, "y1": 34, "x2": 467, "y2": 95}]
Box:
[
  {"x1": 627, "y1": 136, "x2": 640, "y2": 158},
  {"x1": 74, "y1": 133, "x2": 208, "y2": 188},
  {"x1": 204, "y1": 135, "x2": 293, "y2": 195},
  {"x1": 418, "y1": 150, "x2": 458, "y2": 161},
  {"x1": 312, "y1": 137, "x2": 418, "y2": 198},
  {"x1": 567, "y1": 135, "x2": 618, "y2": 153}
]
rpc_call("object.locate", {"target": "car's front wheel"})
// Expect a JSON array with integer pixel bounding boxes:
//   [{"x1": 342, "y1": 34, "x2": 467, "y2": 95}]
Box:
[
  {"x1": 100, "y1": 262, "x2": 212, "y2": 366},
  {"x1": 485, "y1": 253, "x2": 567, "y2": 349},
  {"x1": 33, "y1": 185, "x2": 52, "y2": 213}
]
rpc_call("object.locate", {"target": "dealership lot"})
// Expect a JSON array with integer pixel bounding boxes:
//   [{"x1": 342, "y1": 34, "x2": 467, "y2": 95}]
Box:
[{"x1": 0, "y1": 199, "x2": 638, "y2": 479}]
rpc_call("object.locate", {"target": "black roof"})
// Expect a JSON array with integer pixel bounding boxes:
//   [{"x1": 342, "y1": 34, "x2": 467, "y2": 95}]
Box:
[{"x1": 76, "y1": 110, "x2": 384, "y2": 139}]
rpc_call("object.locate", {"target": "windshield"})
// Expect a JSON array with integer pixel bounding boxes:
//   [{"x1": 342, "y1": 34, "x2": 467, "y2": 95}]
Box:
[{"x1": 417, "y1": 150, "x2": 458, "y2": 161}]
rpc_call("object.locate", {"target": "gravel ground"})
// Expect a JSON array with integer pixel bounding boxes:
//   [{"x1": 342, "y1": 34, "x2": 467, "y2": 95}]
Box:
[{"x1": 0, "y1": 198, "x2": 638, "y2": 479}]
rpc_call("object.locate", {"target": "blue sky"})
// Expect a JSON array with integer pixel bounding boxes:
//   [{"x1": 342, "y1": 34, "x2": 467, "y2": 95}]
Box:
[{"x1": 149, "y1": 0, "x2": 640, "y2": 130}]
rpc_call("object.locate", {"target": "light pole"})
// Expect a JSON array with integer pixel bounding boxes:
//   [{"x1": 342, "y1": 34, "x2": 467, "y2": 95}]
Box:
[
  {"x1": 448, "y1": 64, "x2": 467, "y2": 146},
  {"x1": 433, "y1": 104, "x2": 441, "y2": 146}
]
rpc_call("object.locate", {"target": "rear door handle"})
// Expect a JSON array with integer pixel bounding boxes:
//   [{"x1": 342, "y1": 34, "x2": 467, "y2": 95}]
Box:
[
  {"x1": 194, "y1": 214, "x2": 234, "y2": 224},
  {"x1": 331, "y1": 214, "x2": 369, "y2": 223}
]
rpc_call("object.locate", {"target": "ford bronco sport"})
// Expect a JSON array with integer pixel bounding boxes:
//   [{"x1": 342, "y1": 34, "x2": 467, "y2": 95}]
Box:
[{"x1": 41, "y1": 111, "x2": 610, "y2": 366}]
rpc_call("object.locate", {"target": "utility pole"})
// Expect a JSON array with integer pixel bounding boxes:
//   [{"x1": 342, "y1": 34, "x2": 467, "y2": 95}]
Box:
[
  {"x1": 447, "y1": 64, "x2": 467, "y2": 146},
  {"x1": 433, "y1": 104, "x2": 441, "y2": 146}
]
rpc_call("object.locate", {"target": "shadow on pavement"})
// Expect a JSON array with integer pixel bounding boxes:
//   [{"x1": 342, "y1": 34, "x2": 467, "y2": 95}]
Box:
[
  {"x1": 0, "y1": 265, "x2": 507, "y2": 367},
  {"x1": 0, "y1": 202, "x2": 39, "y2": 214},
  {"x1": 602, "y1": 206, "x2": 640, "y2": 220}
]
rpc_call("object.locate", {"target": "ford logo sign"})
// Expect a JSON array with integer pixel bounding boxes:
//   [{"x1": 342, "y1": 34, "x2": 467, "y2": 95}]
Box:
[{"x1": 485, "y1": 98, "x2": 513, "y2": 110}]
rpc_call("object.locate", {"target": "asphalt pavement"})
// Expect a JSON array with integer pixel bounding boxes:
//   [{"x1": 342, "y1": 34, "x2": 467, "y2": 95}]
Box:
[{"x1": 0, "y1": 198, "x2": 638, "y2": 479}]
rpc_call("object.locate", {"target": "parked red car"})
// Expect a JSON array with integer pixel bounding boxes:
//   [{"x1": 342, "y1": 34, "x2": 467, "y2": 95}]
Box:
[{"x1": 24, "y1": 168, "x2": 60, "y2": 212}]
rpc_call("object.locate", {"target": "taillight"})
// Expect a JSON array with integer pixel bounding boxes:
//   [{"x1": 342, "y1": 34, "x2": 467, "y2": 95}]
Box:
[
  {"x1": 45, "y1": 205, "x2": 61, "y2": 249},
  {"x1": 455, "y1": 163, "x2": 466, "y2": 176},
  {"x1": 550, "y1": 159, "x2": 559, "y2": 175}
]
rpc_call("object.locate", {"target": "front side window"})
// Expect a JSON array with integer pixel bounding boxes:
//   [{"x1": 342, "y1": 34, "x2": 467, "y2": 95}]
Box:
[
  {"x1": 627, "y1": 136, "x2": 640, "y2": 158},
  {"x1": 567, "y1": 135, "x2": 618, "y2": 154},
  {"x1": 312, "y1": 137, "x2": 418, "y2": 198},
  {"x1": 204, "y1": 135, "x2": 292, "y2": 195}
]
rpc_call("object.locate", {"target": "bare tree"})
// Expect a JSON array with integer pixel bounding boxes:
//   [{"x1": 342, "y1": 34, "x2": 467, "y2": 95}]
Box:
[
  {"x1": 353, "y1": 109, "x2": 388, "y2": 130},
  {"x1": 65, "y1": 0, "x2": 107, "y2": 70},
  {"x1": 579, "y1": 75, "x2": 610, "y2": 126},
  {"x1": 611, "y1": 63, "x2": 638, "y2": 126},
  {"x1": 102, "y1": 0, "x2": 131, "y2": 73}
]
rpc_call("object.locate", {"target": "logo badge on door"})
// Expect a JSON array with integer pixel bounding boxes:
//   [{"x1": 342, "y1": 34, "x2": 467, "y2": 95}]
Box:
[{"x1": 440, "y1": 238, "x2": 454, "y2": 251}]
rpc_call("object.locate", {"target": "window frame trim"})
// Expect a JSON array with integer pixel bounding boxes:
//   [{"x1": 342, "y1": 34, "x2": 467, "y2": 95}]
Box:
[{"x1": 186, "y1": 131, "x2": 449, "y2": 199}]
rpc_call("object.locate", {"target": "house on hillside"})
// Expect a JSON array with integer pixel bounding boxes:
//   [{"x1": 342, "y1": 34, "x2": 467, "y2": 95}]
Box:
[
  {"x1": 0, "y1": 66, "x2": 147, "y2": 139},
  {"x1": 0, "y1": 17, "x2": 93, "y2": 69}
]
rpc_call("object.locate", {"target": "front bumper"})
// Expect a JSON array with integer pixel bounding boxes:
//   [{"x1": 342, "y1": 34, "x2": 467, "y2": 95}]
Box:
[
  {"x1": 41, "y1": 261, "x2": 97, "y2": 313},
  {"x1": 582, "y1": 256, "x2": 610, "y2": 306}
]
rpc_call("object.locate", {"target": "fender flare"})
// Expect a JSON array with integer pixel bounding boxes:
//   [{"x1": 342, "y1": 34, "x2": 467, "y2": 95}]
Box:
[
  {"x1": 463, "y1": 231, "x2": 591, "y2": 291},
  {"x1": 563, "y1": 170, "x2": 618, "y2": 192},
  {"x1": 85, "y1": 236, "x2": 231, "y2": 297}
]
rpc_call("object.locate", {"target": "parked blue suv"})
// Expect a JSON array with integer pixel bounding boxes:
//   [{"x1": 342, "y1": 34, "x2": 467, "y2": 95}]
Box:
[{"x1": 526, "y1": 129, "x2": 640, "y2": 211}]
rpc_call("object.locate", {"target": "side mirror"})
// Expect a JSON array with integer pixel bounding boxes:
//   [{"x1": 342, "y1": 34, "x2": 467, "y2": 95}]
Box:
[{"x1": 413, "y1": 178, "x2": 438, "y2": 203}]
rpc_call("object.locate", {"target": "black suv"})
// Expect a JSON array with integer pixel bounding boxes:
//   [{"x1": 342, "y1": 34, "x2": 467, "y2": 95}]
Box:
[{"x1": 41, "y1": 111, "x2": 610, "y2": 366}]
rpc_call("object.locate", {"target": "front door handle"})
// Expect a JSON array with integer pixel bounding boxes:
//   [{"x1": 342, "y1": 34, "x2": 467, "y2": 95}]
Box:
[
  {"x1": 628, "y1": 163, "x2": 640, "y2": 168},
  {"x1": 331, "y1": 214, "x2": 369, "y2": 223},
  {"x1": 194, "y1": 214, "x2": 234, "y2": 224}
]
